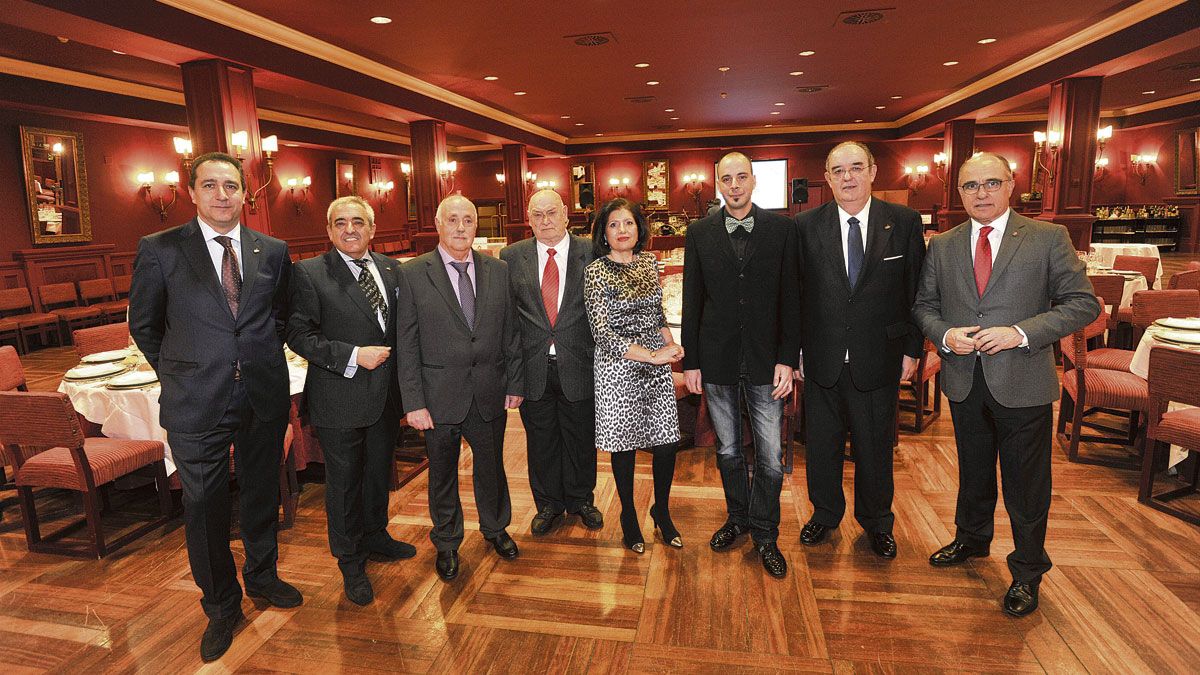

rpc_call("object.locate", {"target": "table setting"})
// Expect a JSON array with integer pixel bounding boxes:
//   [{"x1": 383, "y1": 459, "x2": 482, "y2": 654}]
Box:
[{"x1": 1129, "y1": 316, "x2": 1200, "y2": 469}]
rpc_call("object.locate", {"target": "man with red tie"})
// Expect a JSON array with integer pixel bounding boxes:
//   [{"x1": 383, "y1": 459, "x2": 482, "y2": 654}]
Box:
[
  {"x1": 500, "y1": 189, "x2": 602, "y2": 535},
  {"x1": 913, "y1": 152, "x2": 1098, "y2": 617}
]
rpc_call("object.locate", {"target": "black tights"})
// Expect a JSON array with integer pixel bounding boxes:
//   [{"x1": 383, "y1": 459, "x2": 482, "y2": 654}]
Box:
[{"x1": 610, "y1": 442, "x2": 678, "y2": 543}]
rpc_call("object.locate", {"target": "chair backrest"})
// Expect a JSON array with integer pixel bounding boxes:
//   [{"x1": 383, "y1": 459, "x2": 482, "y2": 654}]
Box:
[
  {"x1": 1112, "y1": 254, "x2": 1159, "y2": 288},
  {"x1": 1060, "y1": 301, "x2": 1109, "y2": 369},
  {"x1": 0, "y1": 391, "x2": 85, "y2": 468},
  {"x1": 1081, "y1": 297, "x2": 1111, "y2": 341},
  {"x1": 1147, "y1": 345, "x2": 1200, "y2": 409},
  {"x1": 1168, "y1": 269, "x2": 1200, "y2": 291},
  {"x1": 38, "y1": 282, "x2": 80, "y2": 309},
  {"x1": 0, "y1": 345, "x2": 27, "y2": 391},
  {"x1": 112, "y1": 275, "x2": 133, "y2": 297},
  {"x1": 72, "y1": 322, "x2": 130, "y2": 358},
  {"x1": 0, "y1": 287, "x2": 35, "y2": 314},
  {"x1": 77, "y1": 278, "x2": 116, "y2": 303},
  {"x1": 1130, "y1": 289, "x2": 1200, "y2": 330},
  {"x1": 1088, "y1": 274, "x2": 1125, "y2": 310}
]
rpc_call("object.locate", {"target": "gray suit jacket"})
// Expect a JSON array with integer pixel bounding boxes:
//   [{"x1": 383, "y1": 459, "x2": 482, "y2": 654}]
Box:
[
  {"x1": 286, "y1": 249, "x2": 400, "y2": 429},
  {"x1": 395, "y1": 249, "x2": 523, "y2": 424},
  {"x1": 913, "y1": 212, "x2": 1099, "y2": 408},
  {"x1": 499, "y1": 235, "x2": 595, "y2": 402}
]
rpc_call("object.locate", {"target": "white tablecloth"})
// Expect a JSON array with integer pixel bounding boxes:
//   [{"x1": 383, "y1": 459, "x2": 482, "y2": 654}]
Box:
[
  {"x1": 60, "y1": 357, "x2": 308, "y2": 475},
  {"x1": 1090, "y1": 272, "x2": 1148, "y2": 311},
  {"x1": 1088, "y1": 243, "x2": 1163, "y2": 289},
  {"x1": 1129, "y1": 327, "x2": 1197, "y2": 468}
]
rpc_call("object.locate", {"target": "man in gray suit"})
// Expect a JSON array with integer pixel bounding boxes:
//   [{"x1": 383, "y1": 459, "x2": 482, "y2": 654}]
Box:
[
  {"x1": 396, "y1": 194, "x2": 524, "y2": 581},
  {"x1": 500, "y1": 189, "x2": 602, "y2": 535},
  {"x1": 287, "y1": 196, "x2": 415, "y2": 607},
  {"x1": 913, "y1": 152, "x2": 1099, "y2": 617}
]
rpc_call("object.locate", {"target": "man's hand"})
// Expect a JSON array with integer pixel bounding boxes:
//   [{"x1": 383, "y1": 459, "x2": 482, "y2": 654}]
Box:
[
  {"x1": 771, "y1": 364, "x2": 794, "y2": 400},
  {"x1": 900, "y1": 355, "x2": 918, "y2": 383},
  {"x1": 355, "y1": 345, "x2": 391, "y2": 370},
  {"x1": 505, "y1": 395, "x2": 524, "y2": 409},
  {"x1": 945, "y1": 325, "x2": 981, "y2": 355},
  {"x1": 973, "y1": 326, "x2": 1023, "y2": 355},
  {"x1": 406, "y1": 408, "x2": 434, "y2": 430},
  {"x1": 684, "y1": 368, "x2": 703, "y2": 395}
]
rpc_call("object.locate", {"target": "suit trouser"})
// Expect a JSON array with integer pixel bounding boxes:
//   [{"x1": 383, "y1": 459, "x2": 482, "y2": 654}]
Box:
[
  {"x1": 425, "y1": 401, "x2": 512, "y2": 552},
  {"x1": 167, "y1": 380, "x2": 287, "y2": 620},
  {"x1": 316, "y1": 410, "x2": 399, "y2": 576},
  {"x1": 949, "y1": 359, "x2": 1053, "y2": 583},
  {"x1": 804, "y1": 363, "x2": 898, "y2": 534},
  {"x1": 705, "y1": 380, "x2": 784, "y2": 545},
  {"x1": 519, "y1": 358, "x2": 596, "y2": 515}
]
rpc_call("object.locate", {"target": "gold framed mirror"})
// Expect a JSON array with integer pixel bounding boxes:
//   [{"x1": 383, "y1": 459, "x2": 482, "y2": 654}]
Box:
[
  {"x1": 1175, "y1": 127, "x2": 1198, "y2": 196},
  {"x1": 335, "y1": 158, "x2": 356, "y2": 197},
  {"x1": 20, "y1": 126, "x2": 91, "y2": 244}
]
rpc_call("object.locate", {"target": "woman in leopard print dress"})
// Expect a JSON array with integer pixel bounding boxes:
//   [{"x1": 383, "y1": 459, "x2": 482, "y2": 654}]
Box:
[{"x1": 583, "y1": 198, "x2": 682, "y2": 553}]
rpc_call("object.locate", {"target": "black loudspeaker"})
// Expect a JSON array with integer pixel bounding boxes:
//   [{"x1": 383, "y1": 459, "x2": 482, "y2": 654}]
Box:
[
  {"x1": 791, "y1": 177, "x2": 809, "y2": 204},
  {"x1": 578, "y1": 182, "x2": 595, "y2": 209}
]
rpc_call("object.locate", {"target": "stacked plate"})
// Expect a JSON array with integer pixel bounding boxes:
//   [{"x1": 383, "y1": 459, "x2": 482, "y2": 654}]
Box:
[
  {"x1": 64, "y1": 362, "x2": 127, "y2": 381},
  {"x1": 1153, "y1": 317, "x2": 1200, "y2": 331},
  {"x1": 80, "y1": 348, "x2": 131, "y2": 364},
  {"x1": 1151, "y1": 317, "x2": 1200, "y2": 347},
  {"x1": 105, "y1": 370, "x2": 160, "y2": 390}
]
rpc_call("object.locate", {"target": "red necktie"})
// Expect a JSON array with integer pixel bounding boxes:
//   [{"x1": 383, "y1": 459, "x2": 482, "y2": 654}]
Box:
[
  {"x1": 542, "y1": 248, "x2": 559, "y2": 328},
  {"x1": 974, "y1": 225, "x2": 993, "y2": 298}
]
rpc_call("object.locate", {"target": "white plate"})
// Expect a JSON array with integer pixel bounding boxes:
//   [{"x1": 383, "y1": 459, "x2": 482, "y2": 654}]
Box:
[
  {"x1": 64, "y1": 362, "x2": 126, "y2": 380},
  {"x1": 1108, "y1": 270, "x2": 1143, "y2": 276},
  {"x1": 80, "y1": 348, "x2": 131, "y2": 363},
  {"x1": 1155, "y1": 330, "x2": 1200, "y2": 345},
  {"x1": 106, "y1": 370, "x2": 159, "y2": 388},
  {"x1": 1154, "y1": 317, "x2": 1200, "y2": 331}
]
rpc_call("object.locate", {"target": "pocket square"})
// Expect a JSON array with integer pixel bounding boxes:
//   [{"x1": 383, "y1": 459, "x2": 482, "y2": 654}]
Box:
[{"x1": 883, "y1": 254, "x2": 903, "y2": 261}]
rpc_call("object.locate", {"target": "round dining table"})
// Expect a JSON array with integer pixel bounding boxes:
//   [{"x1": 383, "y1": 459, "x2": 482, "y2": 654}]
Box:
[{"x1": 1129, "y1": 320, "x2": 1200, "y2": 468}]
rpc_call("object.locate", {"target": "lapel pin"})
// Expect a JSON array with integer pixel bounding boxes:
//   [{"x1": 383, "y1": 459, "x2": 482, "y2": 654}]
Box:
[
  {"x1": 253, "y1": 248, "x2": 261, "y2": 253},
  {"x1": 884, "y1": 223, "x2": 892, "y2": 230},
  {"x1": 1012, "y1": 232, "x2": 1018, "y2": 237}
]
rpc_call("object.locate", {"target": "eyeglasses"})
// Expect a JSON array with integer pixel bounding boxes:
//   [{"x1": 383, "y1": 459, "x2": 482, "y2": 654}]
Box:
[
  {"x1": 828, "y1": 165, "x2": 872, "y2": 179},
  {"x1": 958, "y1": 178, "x2": 1011, "y2": 193}
]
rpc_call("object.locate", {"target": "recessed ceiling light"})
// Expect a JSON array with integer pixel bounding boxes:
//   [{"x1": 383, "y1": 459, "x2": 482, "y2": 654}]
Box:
[
  {"x1": 764, "y1": 124, "x2": 773, "y2": 128},
  {"x1": 560, "y1": 115, "x2": 571, "y2": 119},
  {"x1": 770, "y1": 111, "x2": 781, "y2": 115},
  {"x1": 369, "y1": 16, "x2": 392, "y2": 24},
  {"x1": 112, "y1": 49, "x2": 125, "y2": 55},
  {"x1": 799, "y1": 50, "x2": 815, "y2": 56},
  {"x1": 718, "y1": 66, "x2": 731, "y2": 72},
  {"x1": 669, "y1": 116, "x2": 680, "y2": 120},
  {"x1": 664, "y1": 108, "x2": 675, "y2": 112},
  {"x1": 575, "y1": 122, "x2": 584, "y2": 126},
  {"x1": 1142, "y1": 90, "x2": 1156, "y2": 94},
  {"x1": 774, "y1": 102, "x2": 786, "y2": 106},
  {"x1": 854, "y1": 119, "x2": 864, "y2": 123},
  {"x1": 875, "y1": 105, "x2": 886, "y2": 109},
  {"x1": 646, "y1": 80, "x2": 660, "y2": 85},
  {"x1": 594, "y1": 133, "x2": 603, "y2": 137},
  {"x1": 284, "y1": 143, "x2": 299, "y2": 147},
  {"x1": 634, "y1": 62, "x2": 650, "y2": 68},
  {"x1": 678, "y1": 128, "x2": 686, "y2": 131},
  {"x1": 514, "y1": 91, "x2": 527, "y2": 96},
  {"x1": 890, "y1": 95, "x2": 902, "y2": 99},
  {"x1": 483, "y1": 75, "x2": 498, "y2": 81},
  {"x1": 1191, "y1": 77, "x2": 1200, "y2": 82},
  {"x1": 789, "y1": 71, "x2": 804, "y2": 76},
  {"x1": 943, "y1": 61, "x2": 959, "y2": 66},
  {"x1": 977, "y1": 38, "x2": 996, "y2": 44}
]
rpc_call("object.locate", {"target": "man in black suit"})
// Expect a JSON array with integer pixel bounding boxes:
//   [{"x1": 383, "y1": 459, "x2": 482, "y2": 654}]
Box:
[
  {"x1": 129, "y1": 152, "x2": 301, "y2": 662},
  {"x1": 396, "y1": 194, "x2": 524, "y2": 581},
  {"x1": 682, "y1": 152, "x2": 801, "y2": 578},
  {"x1": 286, "y1": 196, "x2": 416, "y2": 606},
  {"x1": 795, "y1": 141, "x2": 926, "y2": 559},
  {"x1": 500, "y1": 189, "x2": 602, "y2": 535}
]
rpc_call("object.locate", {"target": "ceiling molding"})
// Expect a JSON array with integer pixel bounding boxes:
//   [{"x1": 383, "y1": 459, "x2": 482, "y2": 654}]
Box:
[
  {"x1": 158, "y1": 0, "x2": 568, "y2": 145},
  {"x1": 1108, "y1": 90, "x2": 1200, "y2": 117},
  {"x1": 565, "y1": 122, "x2": 894, "y2": 146}
]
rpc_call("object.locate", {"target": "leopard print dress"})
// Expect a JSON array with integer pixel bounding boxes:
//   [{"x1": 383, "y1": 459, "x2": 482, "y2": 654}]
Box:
[{"x1": 583, "y1": 252, "x2": 680, "y2": 453}]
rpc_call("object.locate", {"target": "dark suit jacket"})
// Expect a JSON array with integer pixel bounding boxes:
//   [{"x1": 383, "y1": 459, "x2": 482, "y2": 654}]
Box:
[
  {"x1": 499, "y1": 235, "x2": 595, "y2": 402},
  {"x1": 286, "y1": 249, "x2": 401, "y2": 429},
  {"x1": 795, "y1": 199, "x2": 926, "y2": 390},
  {"x1": 681, "y1": 205, "x2": 801, "y2": 385},
  {"x1": 395, "y1": 249, "x2": 523, "y2": 425},
  {"x1": 129, "y1": 218, "x2": 292, "y2": 433},
  {"x1": 913, "y1": 212, "x2": 1099, "y2": 408}
]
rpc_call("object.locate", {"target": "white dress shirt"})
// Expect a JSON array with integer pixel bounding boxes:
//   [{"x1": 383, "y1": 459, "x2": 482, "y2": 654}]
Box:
[
  {"x1": 537, "y1": 233, "x2": 570, "y2": 356},
  {"x1": 197, "y1": 217, "x2": 243, "y2": 282},
  {"x1": 837, "y1": 199, "x2": 871, "y2": 361},
  {"x1": 338, "y1": 250, "x2": 389, "y2": 378}
]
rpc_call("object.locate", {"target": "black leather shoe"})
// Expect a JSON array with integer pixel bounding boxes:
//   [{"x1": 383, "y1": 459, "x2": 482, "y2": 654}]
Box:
[
  {"x1": 1002, "y1": 580, "x2": 1040, "y2": 617},
  {"x1": 200, "y1": 608, "x2": 243, "y2": 662},
  {"x1": 799, "y1": 520, "x2": 831, "y2": 546},
  {"x1": 757, "y1": 542, "x2": 788, "y2": 578},
  {"x1": 343, "y1": 573, "x2": 374, "y2": 606},
  {"x1": 709, "y1": 521, "x2": 749, "y2": 551},
  {"x1": 245, "y1": 578, "x2": 303, "y2": 608},
  {"x1": 486, "y1": 531, "x2": 519, "y2": 559},
  {"x1": 928, "y1": 540, "x2": 989, "y2": 567},
  {"x1": 435, "y1": 550, "x2": 459, "y2": 581},
  {"x1": 573, "y1": 504, "x2": 605, "y2": 530},
  {"x1": 530, "y1": 506, "x2": 562, "y2": 535},
  {"x1": 367, "y1": 534, "x2": 417, "y2": 561},
  {"x1": 869, "y1": 532, "x2": 897, "y2": 559}
]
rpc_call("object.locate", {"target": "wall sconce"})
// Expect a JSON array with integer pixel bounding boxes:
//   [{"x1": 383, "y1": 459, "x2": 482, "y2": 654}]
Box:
[
  {"x1": 523, "y1": 171, "x2": 539, "y2": 192},
  {"x1": 535, "y1": 179, "x2": 557, "y2": 190},
  {"x1": 285, "y1": 176, "x2": 311, "y2": 214},
  {"x1": 246, "y1": 134, "x2": 278, "y2": 214},
  {"x1": 1094, "y1": 156, "x2": 1110, "y2": 181},
  {"x1": 138, "y1": 170, "x2": 180, "y2": 222},
  {"x1": 495, "y1": 173, "x2": 506, "y2": 184},
  {"x1": 608, "y1": 176, "x2": 631, "y2": 196},
  {"x1": 931, "y1": 152, "x2": 948, "y2": 184},
  {"x1": 683, "y1": 173, "x2": 705, "y2": 215},
  {"x1": 1033, "y1": 130, "x2": 1060, "y2": 189},
  {"x1": 51, "y1": 142, "x2": 63, "y2": 155},
  {"x1": 1094, "y1": 125, "x2": 1112, "y2": 180},
  {"x1": 230, "y1": 130, "x2": 249, "y2": 159},
  {"x1": 1130, "y1": 154, "x2": 1157, "y2": 185},
  {"x1": 903, "y1": 164, "x2": 930, "y2": 193},
  {"x1": 373, "y1": 180, "x2": 395, "y2": 211},
  {"x1": 173, "y1": 136, "x2": 193, "y2": 176},
  {"x1": 437, "y1": 160, "x2": 457, "y2": 193}
]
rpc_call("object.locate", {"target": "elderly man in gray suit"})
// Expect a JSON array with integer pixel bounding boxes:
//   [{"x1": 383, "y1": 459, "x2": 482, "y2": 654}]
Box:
[
  {"x1": 396, "y1": 194, "x2": 524, "y2": 582},
  {"x1": 913, "y1": 152, "x2": 1099, "y2": 617},
  {"x1": 500, "y1": 189, "x2": 602, "y2": 536}
]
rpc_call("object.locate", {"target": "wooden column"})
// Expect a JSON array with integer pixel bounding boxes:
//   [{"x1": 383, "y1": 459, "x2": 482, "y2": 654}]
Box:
[
  {"x1": 180, "y1": 59, "x2": 272, "y2": 234},
  {"x1": 410, "y1": 120, "x2": 448, "y2": 231},
  {"x1": 936, "y1": 119, "x2": 975, "y2": 231},
  {"x1": 1039, "y1": 76, "x2": 1103, "y2": 249},
  {"x1": 502, "y1": 143, "x2": 529, "y2": 225}
]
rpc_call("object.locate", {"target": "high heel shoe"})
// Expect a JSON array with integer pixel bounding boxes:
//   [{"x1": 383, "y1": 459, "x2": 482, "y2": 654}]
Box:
[
  {"x1": 649, "y1": 504, "x2": 683, "y2": 548},
  {"x1": 620, "y1": 510, "x2": 644, "y2": 554}
]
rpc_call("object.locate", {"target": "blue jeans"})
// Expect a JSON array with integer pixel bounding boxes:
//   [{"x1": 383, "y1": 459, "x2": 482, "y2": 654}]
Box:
[{"x1": 704, "y1": 380, "x2": 784, "y2": 544}]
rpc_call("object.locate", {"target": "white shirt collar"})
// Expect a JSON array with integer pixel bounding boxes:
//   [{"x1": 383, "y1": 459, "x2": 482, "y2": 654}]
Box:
[
  {"x1": 837, "y1": 197, "x2": 872, "y2": 226},
  {"x1": 971, "y1": 208, "x2": 1011, "y2": 236},
  {"x1": 536, "y1": 233, "x2": 571, "y2": 255},
  {"x1": 336, "y1": 248, "x2": 371, "y2": 265},
  {"x1": 197, "y1": 217, "x2": 241, "y2": 243}
]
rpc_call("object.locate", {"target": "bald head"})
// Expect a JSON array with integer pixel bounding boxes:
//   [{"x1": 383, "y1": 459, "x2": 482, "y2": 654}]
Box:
[
  {"x1": 527, "y1": 188, "x2": 569, "y2": 246},
  {"x1": 957, "y1": 152, "x2": 1015, "y2": 225},
  {"x1": 716, "y1": 152, "x2": 756, "y2": 217},
  {"x1": 435, "y1": 194, "x2": 478, "y2": 259},
  {"x1": 436, "y1": 193, "x2": 477, "y2": 223},
  {"x1": 960, "y1": 152, "x2": 1014, "y2": 181}
]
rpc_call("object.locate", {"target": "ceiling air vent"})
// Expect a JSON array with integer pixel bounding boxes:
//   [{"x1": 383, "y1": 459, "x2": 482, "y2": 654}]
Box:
[
  {"x1": 624, "y1": 95, "x2": 656, "y2": 104},
  {"x1": 835, "y1": 7, "x2": 894, "y2": 26},
  {"x1": 566, "y1": 31, "x2": 615, "y2": 47},
  {"x1": 1163, "y1": 61, "x2": 1200, "y2": 71},
  {"x1": 795, "y1": 85, "x2": 830, "y2": 93}
]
